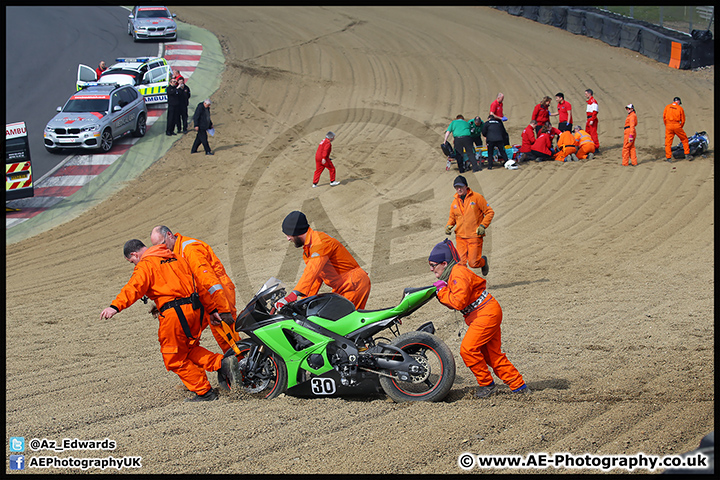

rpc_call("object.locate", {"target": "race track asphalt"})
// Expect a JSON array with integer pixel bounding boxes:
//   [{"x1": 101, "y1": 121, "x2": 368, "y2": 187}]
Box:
[{"x1": 6, "y1": 19, "x2": 224, "y2": 245}]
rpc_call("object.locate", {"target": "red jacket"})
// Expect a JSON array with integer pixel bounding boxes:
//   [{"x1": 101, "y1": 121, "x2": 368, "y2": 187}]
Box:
[
  {"x1": 586, "y1": 96, "x2": 598, "y2": 122},
  {"x1": 490, "y1": 99, "x2": 504, "y2": 118},
  {"x1": 520, "y1": 124, "x2": 536, "y2": 153},
  {"x1": 557, "y1": 100, "x2": 572, "y2": 124},
  {"x1": 315, "y1": 138, "x2": 332, "y2": 162},
  {"x1": 531, "y1": 133, "x2": 552, "y2": 155},
  {"x1": 531, "y1": 103, "x2": 550, "y2": 125}
]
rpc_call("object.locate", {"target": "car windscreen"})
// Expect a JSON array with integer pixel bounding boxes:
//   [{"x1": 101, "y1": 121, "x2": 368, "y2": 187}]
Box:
[
  {"x1": 137, "y1": 9, "x2": 171, "y2": 19},
  {"x1": 63, "y1": 99, "x2": 109, "y2": 113},
  {"x1": 101, "y1": 70, "x2": 141, "y2": 84}
]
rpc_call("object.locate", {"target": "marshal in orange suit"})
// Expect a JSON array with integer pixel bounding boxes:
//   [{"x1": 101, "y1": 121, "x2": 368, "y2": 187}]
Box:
[
  {"x1": 445, "y1": 175, "x2": 493, "y2": 275},
  {"x1": 100, "y1": 240, "x2": 238, "y2": 402},
  {"x1": 274, "y1": 211, "x2": 371, "y2": 311},
  {"x1": 428, "y1": 241, "x2": 528, "y2": 398}
]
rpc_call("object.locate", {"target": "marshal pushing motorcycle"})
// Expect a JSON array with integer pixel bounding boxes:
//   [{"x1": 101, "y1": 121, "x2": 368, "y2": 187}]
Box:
[{"x1": 218, "y1": 278, "x2": 456, "y2": 402}]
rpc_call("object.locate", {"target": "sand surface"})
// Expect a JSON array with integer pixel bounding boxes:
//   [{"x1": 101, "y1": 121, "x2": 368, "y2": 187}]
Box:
[{"x1": 6, "y1": 7, "x2": 714, "y2": 474}]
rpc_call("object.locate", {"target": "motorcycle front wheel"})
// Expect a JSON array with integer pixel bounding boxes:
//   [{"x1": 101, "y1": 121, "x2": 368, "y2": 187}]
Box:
[
  {"x1": 222, "y1": 340, "x2": 287, "y2": 399},
  {"x1": 378, "y1": 331, "x2": 456, "y2": 402}
]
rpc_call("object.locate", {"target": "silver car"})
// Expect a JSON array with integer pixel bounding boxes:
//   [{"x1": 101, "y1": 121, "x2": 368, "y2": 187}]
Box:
[
  {"x1": 43, "y1": 84, "x2": 148, "y2": 153},
  {"x1": 127, "y1": 6, "x2": 177, "y2": 42}
]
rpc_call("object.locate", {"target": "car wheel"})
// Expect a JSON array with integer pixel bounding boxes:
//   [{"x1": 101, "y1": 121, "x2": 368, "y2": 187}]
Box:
[
  {"x1": 133, "y1": 113, "x2": 147, "y2": 137},
  {"x1": 99, "y1": 129, "x2": 113, "y2": 153},
  {"x1": 127, "y1": 22, "x2": 132, "y2": 35}
]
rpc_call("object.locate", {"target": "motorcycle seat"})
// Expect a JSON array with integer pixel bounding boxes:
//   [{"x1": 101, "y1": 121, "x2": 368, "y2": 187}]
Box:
[{"x1": 304, "y1": 293, "x2": 356, "y2": 321}]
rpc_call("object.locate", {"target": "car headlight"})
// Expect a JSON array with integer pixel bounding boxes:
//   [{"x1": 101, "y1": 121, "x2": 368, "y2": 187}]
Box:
[
  {"x1": 167, "y1": 26, "x2": 176, "y2": 31},
  {"x1": 81, "y1": 125, "x2": 100, "y2": 132},
  {"x1": 45, "y1": 125, "x2": 55, "y2": 133}
]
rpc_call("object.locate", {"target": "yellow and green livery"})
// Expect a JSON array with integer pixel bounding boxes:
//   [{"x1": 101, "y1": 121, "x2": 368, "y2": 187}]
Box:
[{"x1": 76, "y1": 57, "x2": 171, "y2": 105}]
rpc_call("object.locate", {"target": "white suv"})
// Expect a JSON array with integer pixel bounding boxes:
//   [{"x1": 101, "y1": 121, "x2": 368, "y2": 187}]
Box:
[{"x1": 43, "y1": 84, "x2": 147, "y2": 153}]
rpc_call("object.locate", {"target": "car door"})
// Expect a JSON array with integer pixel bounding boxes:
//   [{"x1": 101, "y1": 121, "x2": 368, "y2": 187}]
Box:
[
  {"x1": 110, "y1": 91, "x2": 126, "y2": 136},
  {"x1": 138, "y1": 65, "x2": 171, "y2": 104},
  {"x1": 76, "y1": 64, "x2": 97, "y2": 90},
  {"x1": 119, "y1": 87, "x2": 140, "y2": 133}
]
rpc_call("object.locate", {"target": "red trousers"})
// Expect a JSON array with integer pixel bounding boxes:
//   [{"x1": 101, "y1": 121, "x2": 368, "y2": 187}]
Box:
[
  {"x1": 313, "y1": 158, "x2": 336, "y2": 184},
  {"x1": 455, "y1": 236, "x2": 487, "y2": 269},
  {"x1": 586, "y1": 119, "x2": 599, "y2": 149},
  {"x1": 159, "y1": 303, "x2": 223, "y2": 395},
  {"x1": 460, "y1": 295, "x2": 525, "y2": 390}
]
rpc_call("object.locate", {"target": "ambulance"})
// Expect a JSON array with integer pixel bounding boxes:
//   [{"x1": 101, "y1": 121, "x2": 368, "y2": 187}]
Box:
[
  {"x1": 5, "y1": 121, "x2": 34, "y2": 202},
  {"x1": 76, "y1": 57, "x2": 171, "y2": 104}
]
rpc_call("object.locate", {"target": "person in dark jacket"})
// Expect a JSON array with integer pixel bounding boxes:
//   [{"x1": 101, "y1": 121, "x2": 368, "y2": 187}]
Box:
[
  {"x1": 177, "y1": 77, "x2": 191, "y2": 134},
  {"x1": 166, "y1": 78, "x2": 181, "y2": 136},
  {"x1": 191, "y1": 99, "x2": 214, "y2": 155},
  {"x1": 469, "y1": 116, "x2": 484, "y2": 149},
  {"x1": 481, "y1": 116, "x2": 509, "y2": 170}
]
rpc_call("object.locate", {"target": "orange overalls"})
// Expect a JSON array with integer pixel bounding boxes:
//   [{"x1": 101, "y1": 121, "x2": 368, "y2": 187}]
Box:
[
  {"x1": 447, "y1": 188, "x2": 494, "y2": 269},
  {"x1": 436, "y1": 264, "x2": 525, "y2": 390},
  {"x1": 663, "y1": 102, "x2": 689, "y2": 159},
  {"x1": 622, "y1": 110, "x2": 638, "y2": 166},
  {"x1": 110, "y1": 244, "x2": 223, "y2": 395},
  {"x1": 172, "y1": 233, "x2": 239, "y2": 354},
  {"x1": 294, "y1": 227, "x2": 371, "y2": 309},
  {"x1": 573, "y1": 129, "x2": 596, "y2": 159},
  {"x1": 553, "y1": 130, "x2": 577, "y2": 162}
]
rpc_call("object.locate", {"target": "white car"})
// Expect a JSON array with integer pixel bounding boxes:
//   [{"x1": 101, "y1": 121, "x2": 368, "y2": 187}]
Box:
[
  {"x1": 76, "y1": 57, "x2": 171, "y2": 104},
  {"x1": 127, "y1": 6, "x2": 177, "y2": 42},
  {"x1": 44, "y1": 83, "x2": 148, "y2": 153}
]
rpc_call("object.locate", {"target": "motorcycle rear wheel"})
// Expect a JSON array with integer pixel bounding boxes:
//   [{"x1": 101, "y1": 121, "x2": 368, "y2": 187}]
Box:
[
  {"x1": 222, "y1": 340, "x2": 287, "y2": 399},
  {"x1": 378, "y1": 331, "x2": 456, "y2": 402}
]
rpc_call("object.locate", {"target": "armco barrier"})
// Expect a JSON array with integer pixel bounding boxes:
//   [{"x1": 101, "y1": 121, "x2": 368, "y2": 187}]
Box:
[{"x1": 497, "y1": 6, "x2": 713, "y2": 70}]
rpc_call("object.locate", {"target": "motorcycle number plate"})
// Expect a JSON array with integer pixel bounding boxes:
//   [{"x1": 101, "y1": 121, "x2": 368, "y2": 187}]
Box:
[{"x1": 310, "y1": 377, "x2": 337, "y2": 395}]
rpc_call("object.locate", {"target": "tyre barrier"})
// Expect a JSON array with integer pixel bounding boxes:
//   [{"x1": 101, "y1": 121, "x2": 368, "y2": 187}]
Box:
[{"x1": 497, "y1": 6, "x2": 714, "y2": 70}]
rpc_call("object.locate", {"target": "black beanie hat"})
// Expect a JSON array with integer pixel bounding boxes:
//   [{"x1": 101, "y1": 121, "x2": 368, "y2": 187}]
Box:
[
  {"x1": 453, "y1": 175, "x2": 468, "y2": 187},
  {"x1": 282, "y1": 211, "x2": 310, "y2": 236}
]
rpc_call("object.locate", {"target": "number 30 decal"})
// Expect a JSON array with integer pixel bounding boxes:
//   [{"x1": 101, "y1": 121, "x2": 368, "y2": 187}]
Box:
[{"x1": 311, "y1": 377, "x2": 336, "y2": 395}]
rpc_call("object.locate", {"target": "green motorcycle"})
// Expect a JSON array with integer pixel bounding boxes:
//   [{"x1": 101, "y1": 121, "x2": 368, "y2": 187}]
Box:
[{"x1": 220, "y1": 278, "x2": 456, "y2": 402}]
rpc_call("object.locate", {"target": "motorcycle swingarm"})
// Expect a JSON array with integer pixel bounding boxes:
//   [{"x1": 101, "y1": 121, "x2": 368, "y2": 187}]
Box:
[{"x1": 373, "y1": 343, "x2": 425, "y2": 380}]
